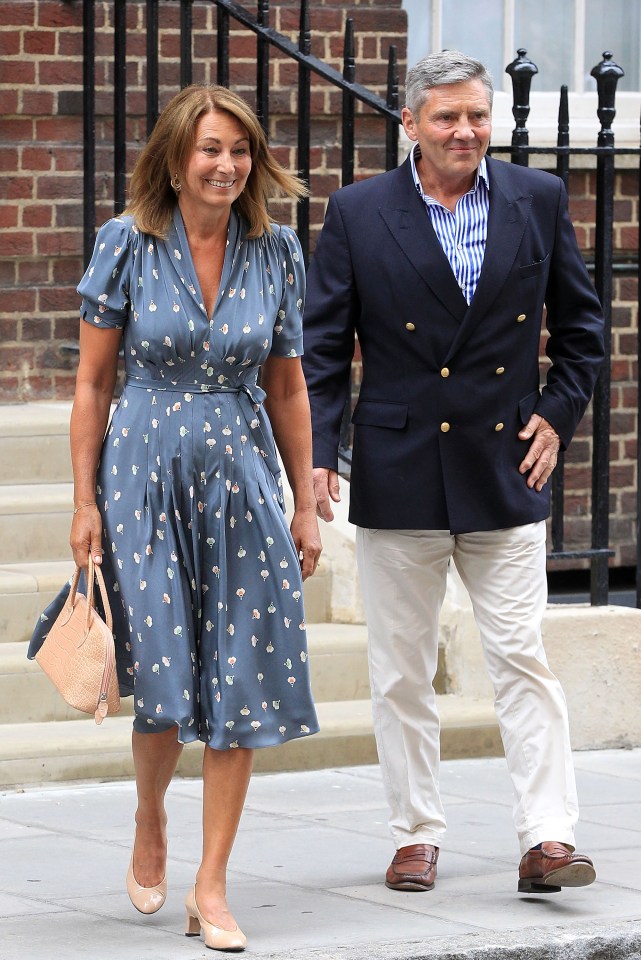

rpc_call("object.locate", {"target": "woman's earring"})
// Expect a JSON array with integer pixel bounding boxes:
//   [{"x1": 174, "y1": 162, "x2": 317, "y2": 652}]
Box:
[{"x1": 171, "y1": 173, "x2": 182, "y2": 193}]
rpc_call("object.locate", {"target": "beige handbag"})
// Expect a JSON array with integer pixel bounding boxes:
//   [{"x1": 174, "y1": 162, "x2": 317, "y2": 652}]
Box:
[{"x1": 35, "y1": 555, "x2": 120, "y2": 724}]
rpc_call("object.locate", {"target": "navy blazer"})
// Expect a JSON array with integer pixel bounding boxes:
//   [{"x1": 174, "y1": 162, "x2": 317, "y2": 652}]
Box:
[{"x1": 302, "y1": 155, "x2": 605, "y2": 533}]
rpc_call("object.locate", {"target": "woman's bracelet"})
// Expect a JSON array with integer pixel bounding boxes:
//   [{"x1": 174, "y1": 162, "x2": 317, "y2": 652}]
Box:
[{"x1": 73, "y1": 501, "x2": 97, "y2": 515}]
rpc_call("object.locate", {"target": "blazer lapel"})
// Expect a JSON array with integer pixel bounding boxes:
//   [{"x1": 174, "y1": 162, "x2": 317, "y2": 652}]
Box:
[
  {"x1": 443, "y1": 158, "x2": 533, "y2": 362},
  {"x1": 378, "y1": 161, "x2": 468, "y2": 323}
]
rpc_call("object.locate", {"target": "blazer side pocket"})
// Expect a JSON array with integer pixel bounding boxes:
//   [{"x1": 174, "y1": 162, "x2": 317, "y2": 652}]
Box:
[
  {"x1": 519, "y1": 255, "x2": 549, "y2": 279},
  {"x1": 352, "y1": 399, "x2": 408, "y2": 429},
  {"x1": 519, "y1": 389, "x2": 542, "y2": 425}
]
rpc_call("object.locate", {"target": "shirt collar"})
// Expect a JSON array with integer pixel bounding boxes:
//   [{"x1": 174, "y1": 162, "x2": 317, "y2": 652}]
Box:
[{"x1": 410, "y1": 142, "x2": 489, "y2": 204}]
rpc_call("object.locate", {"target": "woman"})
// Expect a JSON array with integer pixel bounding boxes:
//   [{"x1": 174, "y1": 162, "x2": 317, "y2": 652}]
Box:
[{"x1": 37, "y1": 85, "x2": 321, "y2": 951}]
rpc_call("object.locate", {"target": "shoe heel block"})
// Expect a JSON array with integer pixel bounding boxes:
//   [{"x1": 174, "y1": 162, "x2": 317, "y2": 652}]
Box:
[{"x1": 518, "y1": 879, "x2": 562, "y2": 894}]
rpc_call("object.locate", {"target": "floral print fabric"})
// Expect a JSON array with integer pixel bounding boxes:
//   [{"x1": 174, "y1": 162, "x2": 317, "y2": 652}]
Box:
[{"x1": 49, "y1": 207, "x2": 318, "y2": 749}]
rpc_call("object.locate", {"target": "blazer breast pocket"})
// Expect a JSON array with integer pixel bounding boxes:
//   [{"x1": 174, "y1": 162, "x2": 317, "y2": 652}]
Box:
[
  {"x1": 351, "y1": 399, "x2": 408, "y2": 429},
  {"x1": 518, "y1": 255, "x2": 549, "y2": 279}
]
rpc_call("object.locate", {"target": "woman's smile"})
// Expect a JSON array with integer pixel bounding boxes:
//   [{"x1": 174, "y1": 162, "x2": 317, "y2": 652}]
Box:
[{"x1": 204, "y1": 178, "x2": 237, "y2": 189}]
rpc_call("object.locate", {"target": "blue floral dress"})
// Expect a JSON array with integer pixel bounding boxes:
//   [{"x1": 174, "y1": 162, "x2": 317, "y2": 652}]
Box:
[{"x1": 31, "y1": 207, "x2": 319, "y2": 750}]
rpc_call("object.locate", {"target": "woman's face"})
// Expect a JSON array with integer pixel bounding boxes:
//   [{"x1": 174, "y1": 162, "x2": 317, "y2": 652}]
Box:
[{"x1": 179, "y1": 108, "x2": 252, "y2": 219}]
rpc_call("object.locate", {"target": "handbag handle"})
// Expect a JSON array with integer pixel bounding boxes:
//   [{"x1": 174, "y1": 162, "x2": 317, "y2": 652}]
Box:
[{"x1": 68, "y1": 555, "x2": 114, "y2": 634}]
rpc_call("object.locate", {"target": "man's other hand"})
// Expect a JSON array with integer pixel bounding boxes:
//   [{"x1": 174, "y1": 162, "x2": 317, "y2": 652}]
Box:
[
  {"x1": 518, "y1": 414, "x2": 560, "y2": 492},
  {"x1": 313, "y1": 467, "x2": 341, "y2": 522}
]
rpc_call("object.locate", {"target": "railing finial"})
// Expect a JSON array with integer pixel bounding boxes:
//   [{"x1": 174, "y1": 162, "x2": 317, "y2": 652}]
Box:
[
  {"x1": 506, "y1": 49, "x2": 538, "y2": 132},
  {"x1": 505, "y1": 48, "x2": 538, "y2": 165},
  {"x1": 591, "y1": 51, "x2": 624, "y2": 143}
]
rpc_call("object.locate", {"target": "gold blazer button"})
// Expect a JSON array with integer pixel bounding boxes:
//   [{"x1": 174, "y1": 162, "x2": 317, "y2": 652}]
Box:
[
  {"x1": 495, "y1": 422, "x2": 504, "y2": 431},
  {"x1": 440, "y1": 367, "x2": 450, "y2": 378},
  {"x1": 405, "y1": 322, "x2": 416, "y2": 331},
  {"x1": 440, "y1": 422, "x2": 451, "y2": 433},
  {"x1": 496, "y1": 366, "x2": 505, "y2": 375},
  {"x1": 516, "y1": 313, "x2": 526, "y2": 323}
]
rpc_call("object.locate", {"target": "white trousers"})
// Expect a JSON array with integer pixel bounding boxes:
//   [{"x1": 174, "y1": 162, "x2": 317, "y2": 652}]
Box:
[{"x1": 356, "y1": 523, "x2": 579, "y2": 856}]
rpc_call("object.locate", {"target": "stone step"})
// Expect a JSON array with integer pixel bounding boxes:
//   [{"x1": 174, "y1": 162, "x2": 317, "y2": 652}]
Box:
[
  {"x1": 307, "y1": 621, "x2": 447, "y2": 698},
  {"x1": 0, "y1": 483, "x2": 333, "y2": 621},
  {"x1": 0, "y1": 695, "x2": 502, "y2": 787},
  {"x1": 0, "y1": 622, "x2": 447, "y2": 725},
  {"x1": 0, "y1": 640, "x2": 134, "y2": 724},
  {"x1": 0, "y1": 623, "x2": 371, "y2": 724},
  {"x1": 0, "y1": 559, "x2": 75, "y2": 644},
  {"x1": 0, "y1": 482, "x2": 73, "y2": 563},
  {"x1": 0, "y1": 553, "x2": 331, "y2": 646},
  {"x1": 0, "y1": 401, "x2": 73, "y2": 485},
  {"x1": 306, "y1": 622, "x2": 370, "y2": 702}
]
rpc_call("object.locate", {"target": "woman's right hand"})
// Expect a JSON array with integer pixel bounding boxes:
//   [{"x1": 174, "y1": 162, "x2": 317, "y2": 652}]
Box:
[{"x1": 70, "y1": 503, "x2": 103, "y2": 568}]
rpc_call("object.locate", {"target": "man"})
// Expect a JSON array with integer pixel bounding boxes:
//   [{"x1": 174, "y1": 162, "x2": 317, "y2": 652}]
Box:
[{"x1": 302, "y1": 51, "x2": 604, "y2": 894}]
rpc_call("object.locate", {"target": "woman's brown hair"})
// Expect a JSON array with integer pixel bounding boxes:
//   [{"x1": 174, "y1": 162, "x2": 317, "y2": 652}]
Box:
[{"x1": 124, "y1": 85, "x2": 307, "y2": 239}]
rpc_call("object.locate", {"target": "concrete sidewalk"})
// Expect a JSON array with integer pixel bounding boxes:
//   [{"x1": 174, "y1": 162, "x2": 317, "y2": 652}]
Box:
[{"x1": 0, "y1": 750, "x2": 640, "y2": 960}]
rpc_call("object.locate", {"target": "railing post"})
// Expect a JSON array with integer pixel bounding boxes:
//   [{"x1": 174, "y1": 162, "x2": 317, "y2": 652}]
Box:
[
  {"x1": 180, "y1": 0, "x2": 193, "y2": 89},
  {"x1": 385, "y1": 44, "x2": 399, "y2": 171},
  {"x1": 336, "y1": 17, "x2": 356, "y2": 463},
  {"x1": 341, "y1": 18, "x2": 355, "y2": 188},
  {"x1": 297, "y1": 0, "x2": 311, "y2": 265},
  {"x1": 216, "y1": 4, "x2": 230, "y2": 87},
  {"x1": 637, "y1": 105, "x2": 641, "y2": 608},
  {"x1": 590, "y1": 51, "x2": 624, "y2": 605},
  {"x1": 146, "y1": 0, "x2": 159, "y2": 136},
  {"x1": 555, "y1": 85, "x2": 570, "y2": 187},
  {"x1": 550, "y1": 85, "x2": 570, "y2": 553},
  {"x1": 256, "y1": 0, "x2": 270, "y2": 133},
  {"x1": 82, "y1": 0, "x2": 96, "y2": 262},
  {"x1": 505, "y1": 48, "x2": 538, "y2": 167},
  {"x1": 113, "y1": 0, "x2": 127, "y2": 215}
]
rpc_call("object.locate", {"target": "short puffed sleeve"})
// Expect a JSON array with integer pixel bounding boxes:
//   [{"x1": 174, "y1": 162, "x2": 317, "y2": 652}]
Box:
[
  {"x1": 77, "y1": 216, "x2": 136, "y2": 329},
  {"x1": 270, "y1": 226, "x2": 306, "y2": 358}
]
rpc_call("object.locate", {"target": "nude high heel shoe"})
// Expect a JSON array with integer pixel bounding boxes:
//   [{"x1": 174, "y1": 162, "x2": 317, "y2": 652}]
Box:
[
  {"x1": 126, "y1": 846, "x2": 167, "y2": 914},
  {"x1": 185, "y1": 885, "x2": 247, "y2": 952}
]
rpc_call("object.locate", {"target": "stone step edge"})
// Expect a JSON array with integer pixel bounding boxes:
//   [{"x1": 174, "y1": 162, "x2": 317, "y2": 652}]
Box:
[
  {"x1": 0, "y1": 555, "x2": 332, "y2": 586},
  {"x1": 0, "y1": 401, "x2": 73, "y2": 438},
  {"x1": 284, "y1": 919, "x2": 641, "y2": 960},
  {"x1": 0, "y1": 623, "x2": 370, "y2": 674},
  {"x1": 0, "y1": 696, "x2": 501, "y2": 788},
  {"x1": 0, "y1": 559, "x2": 75, "y2": 595},
  {"x1": 0, "y1": 482, "x2": 73, "y2": 515},
  {"x1": 0, "y1": 557, "x2": 331, "y2": 604}
]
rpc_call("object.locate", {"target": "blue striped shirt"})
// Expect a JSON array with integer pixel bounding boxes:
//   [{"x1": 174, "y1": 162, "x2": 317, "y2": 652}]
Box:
[{"x1": 410, "y1": 143, "x2": 489, "y2": 304}]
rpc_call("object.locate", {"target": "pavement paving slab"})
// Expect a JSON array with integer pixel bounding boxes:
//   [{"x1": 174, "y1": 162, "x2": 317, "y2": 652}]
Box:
[{"x1": 0, "y1": 750, "x2": 639, "y2": 960}]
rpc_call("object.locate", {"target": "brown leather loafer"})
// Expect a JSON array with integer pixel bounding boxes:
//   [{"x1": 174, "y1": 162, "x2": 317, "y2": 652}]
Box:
[
  {"x1": 385, "y1": 843, "x2": 439, "y2": 892},
  {"x1": 518, "y1": 841, "x2": 596, "y2": 893}
]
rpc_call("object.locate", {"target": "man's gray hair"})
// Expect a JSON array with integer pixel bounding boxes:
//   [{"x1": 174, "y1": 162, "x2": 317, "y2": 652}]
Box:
[{"x1": 405, "y1": 50, "x2": 494, "y2": 116}]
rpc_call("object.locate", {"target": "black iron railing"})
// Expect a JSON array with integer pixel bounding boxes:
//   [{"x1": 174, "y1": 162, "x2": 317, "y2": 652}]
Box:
[
  {"x1": 77, "y1": 2, "x2": 641, "y2": 607},
  {"x1": 488, "y1": 49, "x2": 638, "y2": 604}
]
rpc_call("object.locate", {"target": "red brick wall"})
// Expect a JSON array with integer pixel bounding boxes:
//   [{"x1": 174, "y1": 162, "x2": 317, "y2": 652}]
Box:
[
  {"x1": 1, "y1": 1, "x2": 85, "y2": 400},
  {"x1": 0, "y1": 0, "x2": 407, "y2": 403}
]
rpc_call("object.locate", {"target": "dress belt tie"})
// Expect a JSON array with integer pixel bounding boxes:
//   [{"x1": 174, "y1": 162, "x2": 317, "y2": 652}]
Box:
[
  {"x1": 123, "y1": 375, "x2": 281, "y2": 490},
  {"x1": 124, "y1": 374, "x2": 265, "y2": 404}
]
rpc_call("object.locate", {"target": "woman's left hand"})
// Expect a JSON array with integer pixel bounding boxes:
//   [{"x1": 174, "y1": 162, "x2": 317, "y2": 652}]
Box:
[{"x1": 290, "y1": 508, "x2": 323, "y2": 581}]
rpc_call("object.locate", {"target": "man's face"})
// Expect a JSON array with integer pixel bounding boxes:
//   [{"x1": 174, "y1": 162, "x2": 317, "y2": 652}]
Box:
[{"x1": 402, "y1": 79, "x2": 492, "y2": 188}]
